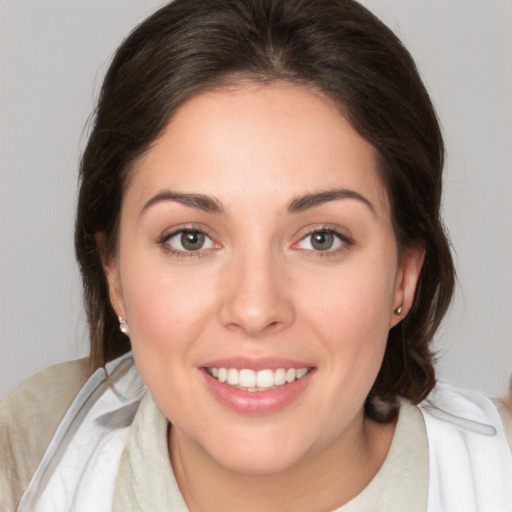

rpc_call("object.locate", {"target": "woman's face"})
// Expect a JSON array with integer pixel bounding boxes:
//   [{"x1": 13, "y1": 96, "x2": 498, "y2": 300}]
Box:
[{"x1": 106, "y1": 82, "x2": 422, "y2": 475}]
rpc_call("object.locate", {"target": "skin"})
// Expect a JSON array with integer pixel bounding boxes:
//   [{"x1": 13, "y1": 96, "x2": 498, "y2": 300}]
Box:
[{"x1": 105, "y1": 82, "x2": 424, "y2": 511}]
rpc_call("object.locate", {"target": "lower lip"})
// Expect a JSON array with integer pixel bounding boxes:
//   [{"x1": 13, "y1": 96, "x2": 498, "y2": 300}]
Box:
[{"x1": 202, "y1": 369, "x2": 314, "y2": 414}]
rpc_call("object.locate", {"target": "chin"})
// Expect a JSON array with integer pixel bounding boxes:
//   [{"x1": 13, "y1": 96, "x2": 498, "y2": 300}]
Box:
[
  {"x1": 210, "y1": 446, "x2": 305, "y2": 476},
  {"x1": 196, "y1": 422, "x2": 319, "y2": 476}
]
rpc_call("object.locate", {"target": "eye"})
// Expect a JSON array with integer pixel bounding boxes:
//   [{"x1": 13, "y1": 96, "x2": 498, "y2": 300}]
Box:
[
  {"x1": 295, "y1": 228, "x2": 352, "y2": 253},
  {"x1": 161, "y1": 229, "x2": 215, "y2": 253}
]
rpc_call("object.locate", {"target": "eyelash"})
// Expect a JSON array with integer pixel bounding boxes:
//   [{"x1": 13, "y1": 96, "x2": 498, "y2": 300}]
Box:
[
  {"x1": 157, "y1": 225, "x2": 354, "y2": 259},
  {"x1": 293, "y1": 227, "x2": 354, "y2": 257},
  {"x1": 157, "y1": 226, "x2": 215, "y2": 258}
]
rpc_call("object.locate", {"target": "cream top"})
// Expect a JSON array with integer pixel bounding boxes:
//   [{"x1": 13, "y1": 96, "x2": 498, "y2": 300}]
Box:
[
  {"x1": 112, "y1": 392, "x2": 428, "y2": 511},
  {"x1": 1, "y1": 358, "x2": 511, "y2": 511}
]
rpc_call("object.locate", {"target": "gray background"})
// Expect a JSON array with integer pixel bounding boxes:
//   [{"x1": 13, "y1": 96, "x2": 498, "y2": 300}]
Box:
[{"x1": 1, "y1": 0, "x2": 511, "y2": 400}]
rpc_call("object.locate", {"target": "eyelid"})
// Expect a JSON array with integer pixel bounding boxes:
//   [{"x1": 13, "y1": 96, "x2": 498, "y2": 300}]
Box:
[
  {"x1": 157, "y1": 224, "x2": 220, "y2": 256},
  {"x1": 291, "y1": 225, "x2": 354, "y2": 252}
]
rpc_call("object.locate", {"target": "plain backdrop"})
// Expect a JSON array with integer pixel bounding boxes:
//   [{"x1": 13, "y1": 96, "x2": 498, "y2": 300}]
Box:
[{"x1": 1, "y1": 0, "x2": 511, "y2": 400}]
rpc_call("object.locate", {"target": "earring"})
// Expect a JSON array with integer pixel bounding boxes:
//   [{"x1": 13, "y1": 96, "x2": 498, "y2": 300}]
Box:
[
  {"x1": 118, "y1": 315, "x2": 128, "y2": 334},
  {"x1": 394, "y1": 305, "x2": 403, "y2": 316}
]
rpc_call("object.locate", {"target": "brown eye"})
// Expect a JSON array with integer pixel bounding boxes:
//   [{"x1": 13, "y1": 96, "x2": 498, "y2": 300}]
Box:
[
  {"x1": 295, "y1": 228, "x2": 351, "y2": 254},
  {"x1": 161, "y1": 229, "x2": 214, "y2": 254},
  {"x1": 181, "y1": 231, "x2": 206, "y2": 251},
  {"x1": 310, "y1": 231, "x2": 334, "y2": 251}
]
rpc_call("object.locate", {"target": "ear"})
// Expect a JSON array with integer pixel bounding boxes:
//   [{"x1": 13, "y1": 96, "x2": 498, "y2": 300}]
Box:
[
  {"x1": 390, "y1": 246, "x2": 425, "y2": 328},
  {"x1": 96, "y1": 233, "x2": 126, "y2": 320}
]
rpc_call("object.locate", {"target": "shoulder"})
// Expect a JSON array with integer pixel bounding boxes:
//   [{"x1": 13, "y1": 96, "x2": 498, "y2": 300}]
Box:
[
  {"x1": 419, "y1": 382, "x2": 512, "y2": 450},
  {"x1": 418, "y1": 383, "x2": 512, "y2": 511},
  {"x1": 0, "y1": 358, "x2": 91, "y2": 512},
  {"x1": 491, "y1": 397, "x2": 512, "y2": 450}
]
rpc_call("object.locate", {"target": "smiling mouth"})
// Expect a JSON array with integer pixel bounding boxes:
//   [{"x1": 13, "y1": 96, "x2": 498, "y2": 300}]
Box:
[{"x1": 205, "y1": 367, "x2": 311, "y2": 392}]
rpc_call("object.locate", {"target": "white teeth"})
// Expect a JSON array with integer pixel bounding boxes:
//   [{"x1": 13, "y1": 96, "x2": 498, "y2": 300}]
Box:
[
  {"x1": 285, "y1": 368, "x2": 296, "y2": 383},
  {"x1": 207, "y1": 366, "x2": 310, "y2": 390},
  {"x1": 296, "y1": 368, "x2": 308, "y2": 379},
  {"x1": 218, "y1": 368, "x2": 227, "y2": 383},
  {"x1": 227, "y1": 368, "x2": 239, "y2": 385},
  {"x1": 274, "y1": 368, "x2": 286, "y2": 386},
  {"x1": 256, "y1": 369, "x2": 274, "y2": 388},
  {"x1": 239, "y1": 369, "x2": 256, "y2": 387}
]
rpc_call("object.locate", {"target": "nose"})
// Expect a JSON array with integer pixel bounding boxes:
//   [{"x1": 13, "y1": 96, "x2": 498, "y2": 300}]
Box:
[{"x1": 218, "y1": 249, "x2": 295, "y2": 337}]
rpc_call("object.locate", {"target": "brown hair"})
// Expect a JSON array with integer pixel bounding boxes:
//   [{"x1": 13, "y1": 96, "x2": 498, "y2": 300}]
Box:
[{"x1": 75, "y1": 0, "x2": 455, "y2": 421}]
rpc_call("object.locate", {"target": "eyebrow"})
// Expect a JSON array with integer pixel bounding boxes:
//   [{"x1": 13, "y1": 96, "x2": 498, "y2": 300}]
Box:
[
  {"x1": 286, "y1": 188, "x2": 376, "y2": 216},
  {"x1": 140, "y1": 188, "x2": 375, "y2": 217},
  {"x1": 140, "y1": 191, "x2": 225, "y2": 215}
]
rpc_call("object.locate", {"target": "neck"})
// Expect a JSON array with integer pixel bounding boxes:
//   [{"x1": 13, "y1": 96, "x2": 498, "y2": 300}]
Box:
[{"x1": 169, "y1": 414, "x2": 396, "y2": 512}]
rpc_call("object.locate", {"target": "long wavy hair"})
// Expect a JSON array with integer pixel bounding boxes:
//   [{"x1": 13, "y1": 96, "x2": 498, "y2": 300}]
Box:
[{"x1": 75, "y1": 0, "x2": 455, "y2": 422}]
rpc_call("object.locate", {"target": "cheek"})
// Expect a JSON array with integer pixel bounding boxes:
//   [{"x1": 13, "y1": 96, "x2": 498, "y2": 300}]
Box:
[
  {"x1": 304, "y1": 263, "x2": 395, "y2": 336},
  {"x1": 120, "y1": 267, "x2": 217, "y2": 425},
  {"x1": 126, "y1": 271, "x2": 213, "y2": 331},
  {"x1": 300, "y1": 257, "x2": 396, "y2": 381},
  {"x1": 119, "y1": 257, "x2": 219, "y2": 378}
]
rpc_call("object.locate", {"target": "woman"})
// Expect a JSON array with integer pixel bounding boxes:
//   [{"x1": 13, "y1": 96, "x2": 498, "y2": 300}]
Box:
[{"x1": 1, "y1": 0, "x2": 511, "y2": 510}]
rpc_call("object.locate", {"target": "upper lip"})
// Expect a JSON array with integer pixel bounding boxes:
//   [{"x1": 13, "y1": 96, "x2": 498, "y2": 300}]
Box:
[{"x1": 200, "y1": 356, "x2": 314, "y2": 371}]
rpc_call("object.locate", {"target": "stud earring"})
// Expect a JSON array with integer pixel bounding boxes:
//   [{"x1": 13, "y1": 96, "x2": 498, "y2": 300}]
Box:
[
  {"x1": 394, "y1": 305, "x2": 403, "y2": 316},
  {"x1": 118, "y1": 315, "x2": 128, "y2": 334}
]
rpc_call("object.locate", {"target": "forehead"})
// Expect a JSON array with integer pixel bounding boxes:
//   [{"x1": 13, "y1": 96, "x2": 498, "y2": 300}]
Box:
[{"x1": 127, "y1": 82, "x2": 390, "y2": 216}]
